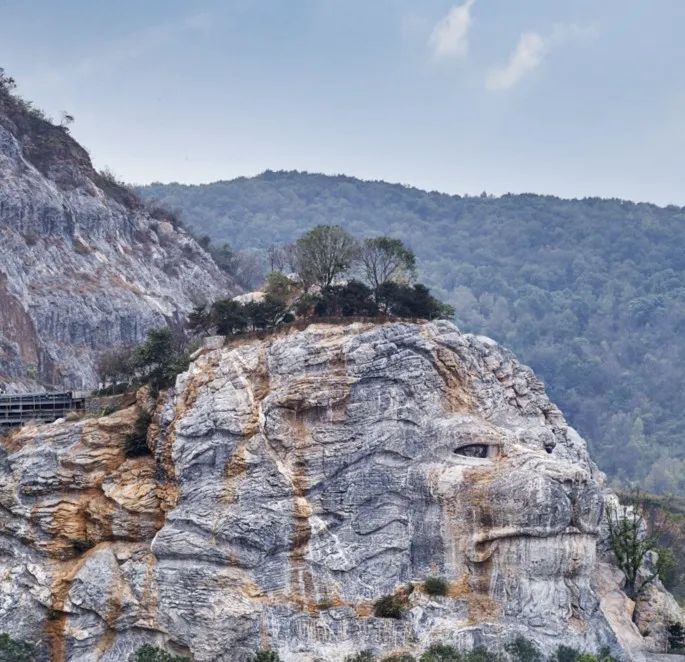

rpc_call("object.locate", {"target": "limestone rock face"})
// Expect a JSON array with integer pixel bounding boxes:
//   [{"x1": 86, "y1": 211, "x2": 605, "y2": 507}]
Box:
[
  {"x1": 0, "y1": 321, "x2": 680, "y2": 661},
  {"x1": 0, "y1": 99, "x2": 233, "y2": 392}
]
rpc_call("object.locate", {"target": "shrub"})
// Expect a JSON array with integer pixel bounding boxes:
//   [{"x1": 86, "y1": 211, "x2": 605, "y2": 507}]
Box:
[
  {"x1": 212, "y1": 299, "x2": 248, "y2": 335},
  {"x1": 668, "y1": 622, "x2": 685, "y2": 651},
  {"x1": 423, "y1": 576, "x2": 449, "y2": 597},
  {"x1": 314, "y1": 280, "x2": 378, "y2": 317},
  {"x1": 376, "y1": 282, "x2": 454, "y2": 320},
  {"x1": 463, "y1": 648, "x2": 503, "y2": 662},
  {"x1": 264, "y1": 271, "x2": 296, "y2": 305},
  {"x1": 551, "y1": 647, "x2": 579, "y2": 662},
  {"x1": 345, "y1": 653, "x2": 375, "y2": 662},
  {"x1": 130, "y1": 645, "x2": 190, "y2": 662},
  {"x1": 249, "y1": 651, "x2": 281, "y2": 662},
  {"x1": 125, "y1": 410, "x2": 152, "y2": 458},
  {"x1": 0, "y1": 632, "x2": 34, "y2": 661},
  {"x1": 244, "y1": 296, "x2": 287, "y2": 329},
  {"x1": 504, "y1": 637, "x2": 542, "y2": 662},
  {"x1": 133, "y1": 328, "x2": 189, "y2": 392},
  {"x1": 382, "y1": 655, "x2": 416, "y2": 662},
  {"x1": 373, "y1": 594, "x2": 406, "y2": 619},
  {"x1": 656, "y1": 546, "x2": 679, "y2": 589},
  {"x1": 419, "y1": 644, "x2": 461, "y2": 662}
]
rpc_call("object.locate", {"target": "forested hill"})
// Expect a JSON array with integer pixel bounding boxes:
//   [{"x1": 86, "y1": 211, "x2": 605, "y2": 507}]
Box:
[{"x1": 138, "y1": 171, "x2": 685, "y2": 496}]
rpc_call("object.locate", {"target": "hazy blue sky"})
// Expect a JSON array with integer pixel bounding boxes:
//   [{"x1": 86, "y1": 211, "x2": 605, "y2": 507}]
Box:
[{"x1": 1, "y1": 0, "x2": 683, "y2": 204}]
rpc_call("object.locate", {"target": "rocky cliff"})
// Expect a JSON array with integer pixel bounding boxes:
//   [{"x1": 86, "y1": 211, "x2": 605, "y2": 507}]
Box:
[
  {"x1": 1, "y1": 320, "x2": 681, "y2": 661},
  {"x1": 0, "y1": 86, "x2": 233, "y2": 392}
]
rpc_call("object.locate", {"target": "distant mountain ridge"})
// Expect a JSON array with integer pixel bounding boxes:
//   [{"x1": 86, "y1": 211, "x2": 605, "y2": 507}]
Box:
[{"x1": 138, "y1": 171, "x2": 685, "y2": 496}]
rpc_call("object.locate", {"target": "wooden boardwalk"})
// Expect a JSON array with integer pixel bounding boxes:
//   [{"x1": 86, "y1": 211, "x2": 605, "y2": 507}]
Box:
[{"x1": 0, "y1": 392, "x2": 86, "y2": 429}]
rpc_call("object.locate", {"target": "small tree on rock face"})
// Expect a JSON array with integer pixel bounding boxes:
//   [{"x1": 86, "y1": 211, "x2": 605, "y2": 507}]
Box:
[
  {"x1": 96, "y1": 345, "x2": 135, "y2": 387},
  {"x1": 294, "y1": 225, "x2": 359, "y2": 290},
  {"x1": 188, "y1": 304, "x2": 212, "y2": 335},
  {"x1": 606, "y1": 492, "x2": 664, "y2": 601},
  {"x1": 360, "y1": 236, "x2": 416, "y2": 291},
  {"x1": 133, "y1": 328, "x2": 188, "y2": 392}
]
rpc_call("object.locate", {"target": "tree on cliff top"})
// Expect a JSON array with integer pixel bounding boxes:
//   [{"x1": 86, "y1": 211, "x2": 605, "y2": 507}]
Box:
[
  {"x1": 294, "y1": 225, "x2": 359, "y2": 289},
  {"x1": 360, "y1": 236, "x2": 416, "y2": 291}
]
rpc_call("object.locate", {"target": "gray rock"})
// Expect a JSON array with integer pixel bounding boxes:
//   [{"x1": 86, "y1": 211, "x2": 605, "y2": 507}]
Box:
[
  {"x1": 0, "y1": 116, "x2": 233, "y2": 392},
  {"x1": 0, "y1": 321, "x2": 681, "y2": 661}
]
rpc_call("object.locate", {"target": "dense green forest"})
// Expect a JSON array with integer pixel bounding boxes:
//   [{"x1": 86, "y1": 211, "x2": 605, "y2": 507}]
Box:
[{"x1": 138, "y1": 171, "x2": 685, "y2": 496}]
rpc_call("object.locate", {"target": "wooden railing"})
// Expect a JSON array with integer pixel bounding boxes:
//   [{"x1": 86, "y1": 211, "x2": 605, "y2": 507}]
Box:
[{"x1": 0, "y1": 392, "x2": 86, "y2": 429}]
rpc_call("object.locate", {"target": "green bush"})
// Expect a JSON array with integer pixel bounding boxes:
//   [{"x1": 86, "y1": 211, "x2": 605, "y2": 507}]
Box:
[
  {"x1": 504, "y1": 636, "x2": 542, "y2": 662},
  {"x1": 345, "y1": 653, "x2": 375, "y2": 662},
  {"x1": 419, "y1": 644, "x2": 461, "y2": 662},
  {"x1": 382, "y1": 655, "x2": 416, "y2": 662},
  {"x1": 550, "y1": 647, "x2": 618, "y2": 662},
  {"x1": 129, "y1": 644, "x2": 190, "y2": 662},
  {"x1": 0, "y1": 633, "x2": 34, "y2": 662},
  {"x1": 656, "y1": 546, "x2": 679, "y2": 589},
  {"x1": 314, "y1": 280, "x2": 379, "y2": 317},
  {"x1": 552, "y1": 647, "x2": 581, "y2": 662},
  {"x1": 264, "y1": 271, "x2": 295, "y2": 305},
  {"x1": 373, "y1": 594, "x2": 406, "y2": 619},
  {"x1": 133, "y1": 328, "x2": 189, "y2": 392},
  {"x1": 249, "y1": 651, "x2": 281, "y2": 662},
  {"x1": 463, "y1": 647, "x2": 503, "y2": 662},
  {"x1": 124, "y1": 410, "x2": 152, "y2": 457},
  {"x1": 423, "y1": 577, "x2": 449, "y2": 597},
  {"x1": 376, "y1": 282, "x2": 454, "y2": 320},
  {"x1": 668, "y1": 622, "x2": 685, "y2": 651}
]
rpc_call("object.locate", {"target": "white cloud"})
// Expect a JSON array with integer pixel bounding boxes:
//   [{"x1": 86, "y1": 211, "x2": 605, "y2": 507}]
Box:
[
  {"x1": 485, "y1": 32, "x2": 546, "y2": 92},
  {"x1": 484, "y1": 23, "x2": 598, "y2": 92},
  {"x1": 429, "y1": 0, "x2": 475, "y2": 60}
]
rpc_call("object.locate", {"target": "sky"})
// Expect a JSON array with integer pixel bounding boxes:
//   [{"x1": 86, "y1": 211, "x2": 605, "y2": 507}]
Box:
[{"x1": 1, "y1": 0, "x2": 684, "y2": 205}]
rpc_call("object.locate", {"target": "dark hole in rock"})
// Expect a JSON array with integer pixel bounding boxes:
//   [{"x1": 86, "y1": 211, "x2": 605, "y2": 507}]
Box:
[{"x1": 454, "y1": 444, "x2": 488, "y2": 458}]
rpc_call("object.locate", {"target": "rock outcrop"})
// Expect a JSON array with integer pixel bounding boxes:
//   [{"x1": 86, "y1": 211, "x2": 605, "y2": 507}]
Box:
[
  {"x1": 0, "y1": 321, "x2": 681, "y2": 661},
  {"x1": 0, "y1": 87, "x2": 233, "y2": 392}
]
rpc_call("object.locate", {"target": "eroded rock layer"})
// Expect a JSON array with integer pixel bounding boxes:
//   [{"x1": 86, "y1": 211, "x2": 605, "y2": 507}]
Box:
[{"x1": 0, "y1": 321, "x2": 680, "y2": 660}]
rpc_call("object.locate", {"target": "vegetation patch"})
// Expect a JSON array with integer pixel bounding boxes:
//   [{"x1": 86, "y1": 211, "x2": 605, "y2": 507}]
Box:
[
  {"x1": 124, "y1": 410, "x2": 152, "y2": 458},
  {"x1": 505, "y1": 636, "x2": 542, "y2": 662},
  {"x1": 0, "y1": 632, "x2": 34, "y2": 661},
  {"x1": 423, "y1": 576, "x2": 449, "y2": 597},
  {"x1": 130, "y1": 645, "x2": 191, "y2": 662},
  {"x1": 248, "y1": 652, "x2": 281, "y2": 662},
  {"x1": 373, "y1": 594, "x2": 407, "y2": 619}
]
